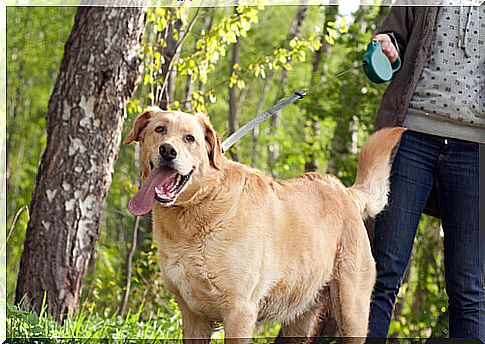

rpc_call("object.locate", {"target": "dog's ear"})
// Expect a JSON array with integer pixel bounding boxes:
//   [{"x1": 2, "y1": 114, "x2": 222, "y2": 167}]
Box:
[
  {"x1": 196, "y1": 113, "x2": 222, "y2": 170},
  {"x1": 123, "y1": 109, "x2": 153, "y2": 144}
]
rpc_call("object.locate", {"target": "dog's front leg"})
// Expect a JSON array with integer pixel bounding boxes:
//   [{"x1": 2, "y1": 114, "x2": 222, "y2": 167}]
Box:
[
  {"x1": 181, "y1": 311, "x2": 213, "y2": 344},
  {"x1": 222, "y1": 303, "x2": 258, "y2": 344},
  {"x1": 176, "y1": 297, "x2": 214, "y2": 344}
]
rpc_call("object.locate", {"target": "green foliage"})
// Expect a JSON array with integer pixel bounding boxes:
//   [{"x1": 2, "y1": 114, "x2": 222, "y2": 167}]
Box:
[
  {"x1": 176, "y1": 5, "x2": 260, "y2": 84},
  {"x1": 81, "y1": 241, "x2": 178, "y2": 320}
]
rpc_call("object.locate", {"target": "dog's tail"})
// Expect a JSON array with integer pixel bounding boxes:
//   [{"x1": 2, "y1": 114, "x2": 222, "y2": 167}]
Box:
[{"x1": 348, "y1": 127, "x2": 406, "y2": 219}]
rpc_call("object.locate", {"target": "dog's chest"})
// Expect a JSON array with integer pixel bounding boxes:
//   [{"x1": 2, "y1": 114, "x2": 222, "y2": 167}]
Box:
[{"x1": 158, "y1": 244, "x2": 223, "y2": 317}]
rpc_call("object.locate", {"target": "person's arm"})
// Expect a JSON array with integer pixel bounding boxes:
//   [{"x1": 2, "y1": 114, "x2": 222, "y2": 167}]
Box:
[{"x1": 373, "y1": 6, "x2": 414, "y2": 63}]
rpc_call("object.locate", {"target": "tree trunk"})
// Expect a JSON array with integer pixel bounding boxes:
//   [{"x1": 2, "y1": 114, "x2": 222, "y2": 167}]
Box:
[
  {"x1": 196, "y1": 14, "x2": 215, "y2": 94},
  {"x1": 183, "y1": 75, "x2": 194, "y2": 112},
  {"x1": 251, "y1": 73, "x2": 273, "y2": 168},
  {"x1": 157, "y1": 12, "x2": 185, "y2": 109},
  {"x1": 228, "y1": 8, "x2": 241, "y2": 162},
  {"x1": 119, "y1": 216, "x2": 140, "y2": 317},
  {"x1": 267, "y1": 5, "x2": 308, "y2": 176},
  {"x1": 15, "y1": 6, "x2": 147, "y2": 320},
  {"x1": 304, "y1": 120, "x2": 321, "y2": 172},
  {"x1": 325, "y1": 6, "x2": 350, "y2": 176},
  {"x1": 304, "y1": 41, "x2": 324, "y2": 173},
  {"x1": 304, "y1": 6, "x2": 337, "y2": 172}
]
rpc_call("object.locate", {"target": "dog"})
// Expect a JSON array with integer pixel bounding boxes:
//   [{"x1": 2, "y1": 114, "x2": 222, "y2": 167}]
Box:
[{"x1": 123, "y1": 107, "x2": 405, "y2": 343}]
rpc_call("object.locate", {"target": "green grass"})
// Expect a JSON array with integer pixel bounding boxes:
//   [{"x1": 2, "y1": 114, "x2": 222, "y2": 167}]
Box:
[
  {"x1": 7, "y1": 302, "x2": 183, "y2": 341},
  {"x1": 6, "y1": 302, "x2": 281, "y2": 342}
]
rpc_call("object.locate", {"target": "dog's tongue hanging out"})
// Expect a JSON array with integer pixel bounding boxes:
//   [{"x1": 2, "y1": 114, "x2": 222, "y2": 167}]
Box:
[{"x1": 128, "y1": 167, "x2": 178, "y2": 216}]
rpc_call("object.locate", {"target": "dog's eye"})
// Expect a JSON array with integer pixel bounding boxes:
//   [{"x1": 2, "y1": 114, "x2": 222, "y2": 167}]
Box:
[
  {"x1": 185, "y1": 134, "x2": 195, "y2": 143},
  {"x1": 155, "y1": 126, "x2": 166, "y2": 134}
]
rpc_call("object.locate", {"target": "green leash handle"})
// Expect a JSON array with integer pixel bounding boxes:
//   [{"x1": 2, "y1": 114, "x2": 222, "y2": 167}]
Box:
[{"x1": 363, "y1": 40, "x2": 401, "y2": 84}]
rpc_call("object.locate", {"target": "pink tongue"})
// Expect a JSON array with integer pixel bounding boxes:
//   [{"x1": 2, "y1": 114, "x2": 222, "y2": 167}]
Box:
[{"x1": 128, "y1": 167, "x2": 177, "y2": 216}]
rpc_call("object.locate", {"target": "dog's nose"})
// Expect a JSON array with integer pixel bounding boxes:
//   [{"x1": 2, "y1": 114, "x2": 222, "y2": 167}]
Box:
[{"x1": 159, "y1": 143, "x2": 177, "y2": 161}]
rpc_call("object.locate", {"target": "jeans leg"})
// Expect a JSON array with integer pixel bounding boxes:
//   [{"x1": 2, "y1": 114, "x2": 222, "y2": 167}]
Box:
[
  {"x1": 436, "y1": 139, "x2": 484, "y2": 341},
  {"x1": 368, "y1": 131, "x2": 441, "y2": 338}
]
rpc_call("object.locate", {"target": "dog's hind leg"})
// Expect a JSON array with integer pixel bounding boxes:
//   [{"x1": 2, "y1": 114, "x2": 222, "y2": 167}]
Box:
[
  {"x1": 330, "y1": 241, "x2": 376, "y2": 344},
  {"x1": 280, "y1": 286, "x2": 334, "y2": 340},
  {"x1": 280, "y1": 306, "x2": 321, "y2": 342}
]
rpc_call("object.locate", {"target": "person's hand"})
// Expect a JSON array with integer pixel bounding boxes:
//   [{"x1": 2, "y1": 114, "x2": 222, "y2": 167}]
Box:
[{"x1": 372, "y1": 34, "x2": 399, "y2": 63}]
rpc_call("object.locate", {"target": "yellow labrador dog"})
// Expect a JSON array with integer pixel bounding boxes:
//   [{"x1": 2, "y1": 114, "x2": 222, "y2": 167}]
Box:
[{"x1": 124, "y1": 107, "x2": 405, "y2": 342}]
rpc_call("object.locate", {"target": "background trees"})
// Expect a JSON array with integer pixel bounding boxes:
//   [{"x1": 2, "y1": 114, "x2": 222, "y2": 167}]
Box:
[{"x1": 7, "y1": 4, "x2": 447, "y2": 338}]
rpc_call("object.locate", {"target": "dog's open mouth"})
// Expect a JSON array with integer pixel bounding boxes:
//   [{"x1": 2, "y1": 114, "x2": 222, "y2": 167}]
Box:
[
  {"x1": 154, "y1": 170, "x2": 193, "y2": 204},
  {"x1": 128, "y1": 166, "x2": 193, "y2": 216}
]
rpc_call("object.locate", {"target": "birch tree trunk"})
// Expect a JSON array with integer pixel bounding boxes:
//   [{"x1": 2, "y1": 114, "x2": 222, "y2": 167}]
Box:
[{"x1": 15, "y1": 6, "x2": 147, "y2": 319}]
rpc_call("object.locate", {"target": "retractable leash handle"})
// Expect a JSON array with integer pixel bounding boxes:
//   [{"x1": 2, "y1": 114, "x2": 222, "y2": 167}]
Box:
[{"x1": 362, "y1": 40, "x2": 401, "y2": 84}]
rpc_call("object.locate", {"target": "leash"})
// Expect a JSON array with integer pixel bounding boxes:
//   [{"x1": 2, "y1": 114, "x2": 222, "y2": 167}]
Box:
[
  {"x1": 220, "y1": 40, "x2": 401, "y2": 153},
  {"x1": 221, "y1": 62, "x2": 364, "y2": 153}
]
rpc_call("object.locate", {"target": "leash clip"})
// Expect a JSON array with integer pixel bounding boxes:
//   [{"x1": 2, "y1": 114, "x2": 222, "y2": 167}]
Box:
[{"x1": 294, "y1": 90, "x2": 306, "y2": 99}]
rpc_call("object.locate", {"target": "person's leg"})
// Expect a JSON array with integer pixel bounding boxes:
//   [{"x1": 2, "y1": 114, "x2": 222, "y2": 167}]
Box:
[
  {"x1": 436, "y1": 139, "x2": 484, "y2": 341},
  {"x1": 368, "y1": 130, "x2": 442, "y2": 338}
]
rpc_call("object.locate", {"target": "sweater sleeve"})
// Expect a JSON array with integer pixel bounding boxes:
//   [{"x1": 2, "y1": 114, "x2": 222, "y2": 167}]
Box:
[{"x1": 376, "y1": 6, "x2": 415, "y2": 59}]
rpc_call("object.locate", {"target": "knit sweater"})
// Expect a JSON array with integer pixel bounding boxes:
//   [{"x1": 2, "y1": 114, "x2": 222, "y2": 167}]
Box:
[
  {"x1": 404, "y1": 5, "x2": 484, "y2": 143},
  {"x1": 375, "y1": 6, "x2": 485, "y2": 144}
]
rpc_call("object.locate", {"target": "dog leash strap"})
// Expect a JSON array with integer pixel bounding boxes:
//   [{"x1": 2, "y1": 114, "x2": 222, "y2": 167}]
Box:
[
  {"x1": 221, "y1": 90, "x2": 306, "y2": 153},
  {"x1": 306, "y1": 62, "x2": 365, "y2": 93},
  {"x1": 220, "y1": 62, "x2": 365, "y2": 153}
]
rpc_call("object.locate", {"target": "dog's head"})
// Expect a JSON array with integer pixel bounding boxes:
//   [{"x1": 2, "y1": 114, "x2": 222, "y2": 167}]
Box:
[{"x1": 124, "y1": 107, "x2": 222, "y2": 215}]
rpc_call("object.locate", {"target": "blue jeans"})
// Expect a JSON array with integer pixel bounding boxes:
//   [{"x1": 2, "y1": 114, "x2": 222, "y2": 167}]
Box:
[{"x1": 368, "y1": 130, "x2": 484, "y2": 340}]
